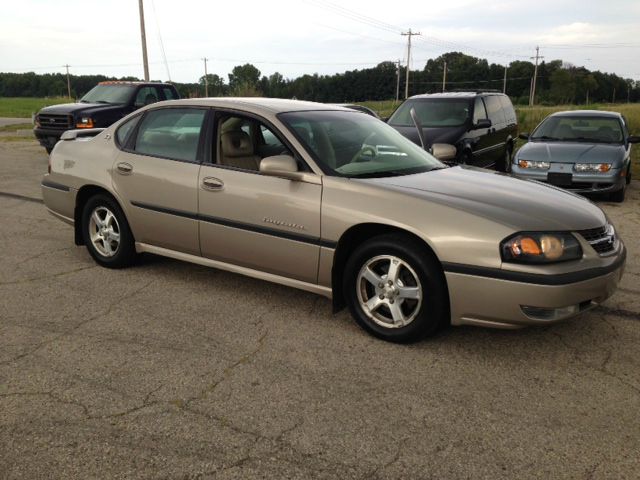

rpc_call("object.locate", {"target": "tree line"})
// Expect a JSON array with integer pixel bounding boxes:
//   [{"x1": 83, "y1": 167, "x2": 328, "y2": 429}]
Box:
[{"x1": 1, "y1": 52, "x2": 638, "y2": 105}]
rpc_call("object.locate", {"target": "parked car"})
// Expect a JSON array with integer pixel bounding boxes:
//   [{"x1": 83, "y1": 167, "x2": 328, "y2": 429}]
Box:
[
  {"x1": 331, "y1": 103, "x2": 381, "y2": 119},
  {"x1": 41, "y1": 99, "x2": 624, "y2": 342},
  {"x1": 34, "y1": 81, "x2": 180, "y2": 153},
  {"x1": 387, "y1": 91, "x2": 518, "y2": 171},
  {"x1": 513, "y1": 110, "x2": 638, "y2": 202}
]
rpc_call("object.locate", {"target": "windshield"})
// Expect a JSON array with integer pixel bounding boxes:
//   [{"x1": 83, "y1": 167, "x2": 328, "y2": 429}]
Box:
[
  {"x1": 80, "y1": 84, "x2": 136, "y2": 104},
  {"x1": 388, "y1": 98, "x2": 470, "y2": 127},
  {"x1": 279, "y1": 110, "x2": 444, "y2": 178},
  {"x1": 531, "y1": 115, "x2": 624, "y2": 144}
]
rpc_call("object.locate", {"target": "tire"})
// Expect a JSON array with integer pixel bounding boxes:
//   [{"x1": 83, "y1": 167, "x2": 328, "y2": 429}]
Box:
[
  {"x1": 81, "y1": 194, "x2": 136, "y2": 268},
  {"x1": 499, "y1": 144, "x2": 512, "y2": 173},
  {"x1": 626, "y1": 164, "x2": 631, "y2": 185},
  {"x1": 343, "y1": 233, "x2": 448, "y2": 343},
  {"x1": 610, "y1": 185, "x2": 626, "y2": 203},
  {"x1": 45, "y1": 147, "x2": 53, "y2": 154}
]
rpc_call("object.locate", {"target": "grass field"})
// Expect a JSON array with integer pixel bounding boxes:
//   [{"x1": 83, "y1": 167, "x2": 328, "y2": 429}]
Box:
[{"x1": 0, "y1": 97, "x2": 71, "y2": 118}]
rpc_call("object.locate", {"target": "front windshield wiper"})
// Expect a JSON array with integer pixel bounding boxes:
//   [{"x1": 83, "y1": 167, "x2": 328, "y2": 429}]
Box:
[
  {"x1": 571, "y1": 136, "x2": 617, "y2": 144},
  {"x1": 531, "y1": 135, "x2": 560, "y2": 141}
]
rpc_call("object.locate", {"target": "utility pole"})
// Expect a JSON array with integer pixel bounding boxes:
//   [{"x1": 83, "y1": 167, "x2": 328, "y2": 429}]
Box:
[
  {"x1": 64, "y1": 64, "x2": 71, "y2": 99},
  {"x1": 395, "y1": 59, "x2": 401, "y2": 103},
  {"x1": 202, "y1": 57, "x2": 209, "y2": 97},
  {"x1": 529, "y1": 46, "x2": 543, "y2": 106},
  {"x1": 612, "y1": 87, "x2": 616, "y2": 104},
  {"x1": 442, "y1": 61, "x2": 447, "y2": 92},
  {"x1": 138, "y1": 0, "x2": 150, "y2": 81},
  {"x1": 503, "y1": 66, "x2": 507, "y2": 94},
  {"x1": 401, "y1": 29, "x2": 421, "y2": 99}
]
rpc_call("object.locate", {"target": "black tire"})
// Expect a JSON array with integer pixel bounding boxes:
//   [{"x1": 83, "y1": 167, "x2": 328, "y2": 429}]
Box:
[
  {"x1": 343, "y1": 233, "x2": 448, "y2": 343},
  {"x1": 81, "y1": 194, "x2": 136, "y2": 268},
  {"x1": 626, "y1": 164, "x2": 631, "y2": 185},
  {"x1": 499, "y1": 144, "x2": 512, "y2": 173},
  {"x1": 610, "y1": 185, "x2": 625, "y2": 203},
  {"x1": 45, "y1": 147, "x2": 53, "y2": 154}
]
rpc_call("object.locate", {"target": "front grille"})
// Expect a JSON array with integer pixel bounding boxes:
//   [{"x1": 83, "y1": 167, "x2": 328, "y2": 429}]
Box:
[
  {"x1": 38, "y1": 114, "x2": 72, "y2": 129},
  {"x1": 578, "y1": 225, "x2": 616, "y2": 255}
]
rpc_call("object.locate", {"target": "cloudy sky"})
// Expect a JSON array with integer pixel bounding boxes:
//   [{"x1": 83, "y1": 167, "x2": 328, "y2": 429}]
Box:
[{"x1": 1, "y1": 0, "x2": 639, "y2": 83}]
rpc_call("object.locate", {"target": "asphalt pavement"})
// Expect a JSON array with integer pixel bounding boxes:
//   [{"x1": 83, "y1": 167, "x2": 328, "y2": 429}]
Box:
[{"x1": 1, "y1": 139, "x2": 639, "y2": 479}]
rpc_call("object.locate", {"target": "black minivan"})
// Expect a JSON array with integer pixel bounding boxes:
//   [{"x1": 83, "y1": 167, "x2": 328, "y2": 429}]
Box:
[{"x1": 387, "y1": 91, "x2": 518, "y2": 171}]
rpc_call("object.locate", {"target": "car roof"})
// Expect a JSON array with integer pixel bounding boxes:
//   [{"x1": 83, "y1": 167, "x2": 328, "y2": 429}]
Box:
[
  {"x1": 154, "y1": 97, "x2": 354, "y2": 115},
  {"x1": 549, "y1": 110, "x2": 622, "y2": 118},
  {"x1": 408, "y1": 92, "x2": 504, "y2": 99}
]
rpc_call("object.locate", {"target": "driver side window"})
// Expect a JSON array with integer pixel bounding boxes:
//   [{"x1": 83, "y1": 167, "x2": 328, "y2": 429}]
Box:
[
  {"x1": 472, "y1": 98, "x2": 487, "y2": 124},
  {"x1": 215, "y1": 114, "x2": 295, "y2": 172},
  {"x1": 135, "y1": 87, "x2": 159, "y2": 107}
]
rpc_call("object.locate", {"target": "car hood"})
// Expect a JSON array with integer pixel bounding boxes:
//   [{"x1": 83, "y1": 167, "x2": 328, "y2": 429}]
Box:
[
  {"x1": 390, "y1": 124, "x2": 467, "y2": 148},
  {"x1": 517, "y1": 141, "x2": 625, "y2": 163},
  {"x1": 38, "y1": 102, "x2": 124, "y2": 116},
  {"x1": 359, "y1": 166, "x2": 606, "y2": 231}
]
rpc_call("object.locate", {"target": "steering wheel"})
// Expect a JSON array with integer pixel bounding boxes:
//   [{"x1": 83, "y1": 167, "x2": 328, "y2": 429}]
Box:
[{"x1": 351, "y1": 145, "x2": 377, "y2": 163}]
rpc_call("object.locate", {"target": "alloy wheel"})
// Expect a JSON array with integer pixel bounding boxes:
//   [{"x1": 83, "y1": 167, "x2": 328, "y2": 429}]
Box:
[{"x1": 88, "y1": 206, "x2": 121, "y2": 257}]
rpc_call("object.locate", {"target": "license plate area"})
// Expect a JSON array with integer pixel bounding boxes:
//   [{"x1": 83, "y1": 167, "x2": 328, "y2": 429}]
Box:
[{"x1": 547, "y1": 172, "x2": 572, "y2": 186}]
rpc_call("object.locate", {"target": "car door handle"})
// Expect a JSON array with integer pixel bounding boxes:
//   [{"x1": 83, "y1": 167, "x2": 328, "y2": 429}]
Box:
[
  {"x1": 202, "y1": 177, "x2": 224, "y2": 191},
  {"x1": 116, "y1": 162, "x2": 133, "y2": 175}
]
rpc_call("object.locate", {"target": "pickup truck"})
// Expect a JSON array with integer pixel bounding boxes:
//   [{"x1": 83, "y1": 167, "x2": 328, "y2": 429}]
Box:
[{"x1": 34, "y1": 81, "x2": 180, "y2": 153}]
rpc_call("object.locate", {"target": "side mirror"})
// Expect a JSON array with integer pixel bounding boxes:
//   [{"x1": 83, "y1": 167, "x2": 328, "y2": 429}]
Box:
[
  {"x1": 473, "y1": 118, "x2": 492, "y2": 130},
  {"x1": 519, "y1": 132, "x2": 530, "y2": 140},
  {"x1": 260, "y1": 155, "x2": 300, "y2": 180},
  {"x1": 628, "y1": 135, "x2": 640, "y2": 144},
  {"x1": 431, "y1": 143, "x2": 457, "y2": 161}
]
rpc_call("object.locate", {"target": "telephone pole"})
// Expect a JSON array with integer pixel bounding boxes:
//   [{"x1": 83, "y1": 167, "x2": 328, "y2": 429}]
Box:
[
  {"x1": 64, "y1": 64, "x2": 71, "y2": 99},
  {"x1": 138, "y1": 0, "x2": 150, "y2": 81},
  {"x1": 529, "y1": 46, "x2": 543, "y2": 106},
  {"x1": 395, "y1": 59, "x2": 401, "y2": 103},
  {"x1": 202, "y1": 57, "x2": 209, "y2": 97},
  {"x1": 442, "y1": 61, "x2": 447, "y2": 92},
  {"x1": 401, "y1": 29, "x2": 421, "y2": 99},
  {"x1": 503, "y1": 66, "x2": 508, "y2": 94}
]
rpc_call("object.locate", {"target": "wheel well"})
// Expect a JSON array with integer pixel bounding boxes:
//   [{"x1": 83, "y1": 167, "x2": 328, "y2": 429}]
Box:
[
  {"x1": 73, "y1": 185, "x2": 120, "y2": 245},
  {"x1": 331, "y1": 223, "x2": 445, "y2": 312}
]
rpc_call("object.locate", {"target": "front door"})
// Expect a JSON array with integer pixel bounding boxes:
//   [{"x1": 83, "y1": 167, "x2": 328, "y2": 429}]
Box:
[
  {"x1": 198, "y1": 112, "x2": 322, "y2": 284},
  {"x1": 112, "y1": 107, "x2": 208, "y2": 255}
]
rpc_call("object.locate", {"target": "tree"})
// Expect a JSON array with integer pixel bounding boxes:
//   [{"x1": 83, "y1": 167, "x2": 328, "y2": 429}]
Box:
[
  {"x1": 549, "y1": 68, "x2": 576, "y2": 104},
  {"x1": 228, "y1": 64, "x2": 261, "y2": 92},
  {"x1": 199, "y1": 73, "x2": 226, "y2": 96}
]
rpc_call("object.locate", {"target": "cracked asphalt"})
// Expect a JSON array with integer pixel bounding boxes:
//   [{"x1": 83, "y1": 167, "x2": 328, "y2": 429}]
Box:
[{"x1": 1, "y1": 140, "x2": 640, "y2": 479}]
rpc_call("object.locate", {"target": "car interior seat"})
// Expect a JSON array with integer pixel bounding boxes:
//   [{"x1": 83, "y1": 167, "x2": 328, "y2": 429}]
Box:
[
  {"x1": 554, "y1": 124, "x2": 575, "y2": 139},
  {"x1": 219, "y1": 130, "x2": 261, "y2": 171}
]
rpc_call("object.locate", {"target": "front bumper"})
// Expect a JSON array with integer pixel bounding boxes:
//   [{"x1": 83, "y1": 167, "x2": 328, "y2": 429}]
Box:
[
  {"x1": 512, "y1": 163, "x2": 626, "y2": 194},
  {"x1": 34, "y1": 127, "x2": 66, "y2": 149},
  {"x1": 445, "y1": 243, "x2": 626, "y2": 329}
]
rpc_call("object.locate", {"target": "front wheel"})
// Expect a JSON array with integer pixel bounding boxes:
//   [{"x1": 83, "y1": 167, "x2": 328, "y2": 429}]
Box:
[
  {"x1": 343, "y1": 234, "x2": 448, "y2": 343},
  {"x1": 610, "y1": 185, "x2": 626, "y2": 203},
  {"x1": 81, "y1": 194, "x2": 136, "y2": 268},
  {"x1": 499, "y1": 144, "x2": 512, "y2": 173}
]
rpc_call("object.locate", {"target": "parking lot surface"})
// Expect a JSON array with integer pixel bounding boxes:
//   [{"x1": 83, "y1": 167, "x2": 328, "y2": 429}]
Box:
[{"x1": 1, "y1": 140, "x2": 639, "y2": 479}]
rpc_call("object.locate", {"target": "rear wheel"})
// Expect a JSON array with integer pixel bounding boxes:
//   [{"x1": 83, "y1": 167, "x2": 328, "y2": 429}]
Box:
[
  {"x1": 81, "y1": 194, "x2": 136, "y2": 268},
  {"x1": 499, "y1": 143, "x2": 512, "y2": 173},
  {"x1": 343, "y1": 234, "x2": 448, "y2": 343}
]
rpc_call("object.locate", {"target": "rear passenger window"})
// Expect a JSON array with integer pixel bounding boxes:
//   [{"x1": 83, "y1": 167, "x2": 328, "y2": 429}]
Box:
[
  {"x1": 498, "y1": 96, "x2": 516, "y2": 124},
  {"x1": 115, "y1": 115, "x2": 141, "y2": 147},
  {"x1": 472, "y1": 98, "x2": 487, "y2": 124},
  {"x1": 134, "y1": 108, "x2": 206, "y2": 162},
  {"x1": 484, "y1": 96, "x2": 506, "y2": 125},
  {"x1": 163, "y1": 87, "x2": 178, "y2": 100}
]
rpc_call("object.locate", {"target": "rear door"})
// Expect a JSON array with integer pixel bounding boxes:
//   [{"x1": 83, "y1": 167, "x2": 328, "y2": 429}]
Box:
[
  {"x1": 112, "y1": 107, "x2": 208, "y2": 255},
  {"x1": 482, "y1": 95, "x2": 508, "y2": 167}
]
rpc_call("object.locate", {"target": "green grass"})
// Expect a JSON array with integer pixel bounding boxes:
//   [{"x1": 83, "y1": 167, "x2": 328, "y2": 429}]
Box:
[{"x1": 0, "y1": 97, "x2": 72, "y2": 118}]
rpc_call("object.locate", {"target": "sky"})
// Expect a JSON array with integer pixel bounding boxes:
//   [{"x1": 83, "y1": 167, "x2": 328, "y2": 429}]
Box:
[{"x1": 1, "y1": 0, "x2": 639, "y2": 84}]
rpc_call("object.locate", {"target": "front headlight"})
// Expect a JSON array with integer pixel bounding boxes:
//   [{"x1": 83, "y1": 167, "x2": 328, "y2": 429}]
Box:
[
  {"x1": 518, "y1": 159, "x2": 550, "y2": 170},
  {"x1": 501, "y1": 232, "x2": 582, "y2": 264},
  {"x1": 75, "y1": 117, "x2": 94, "y2": 128},
  {"x1": 574, "y1": 163, "x2": 612, "y2": 173}
]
